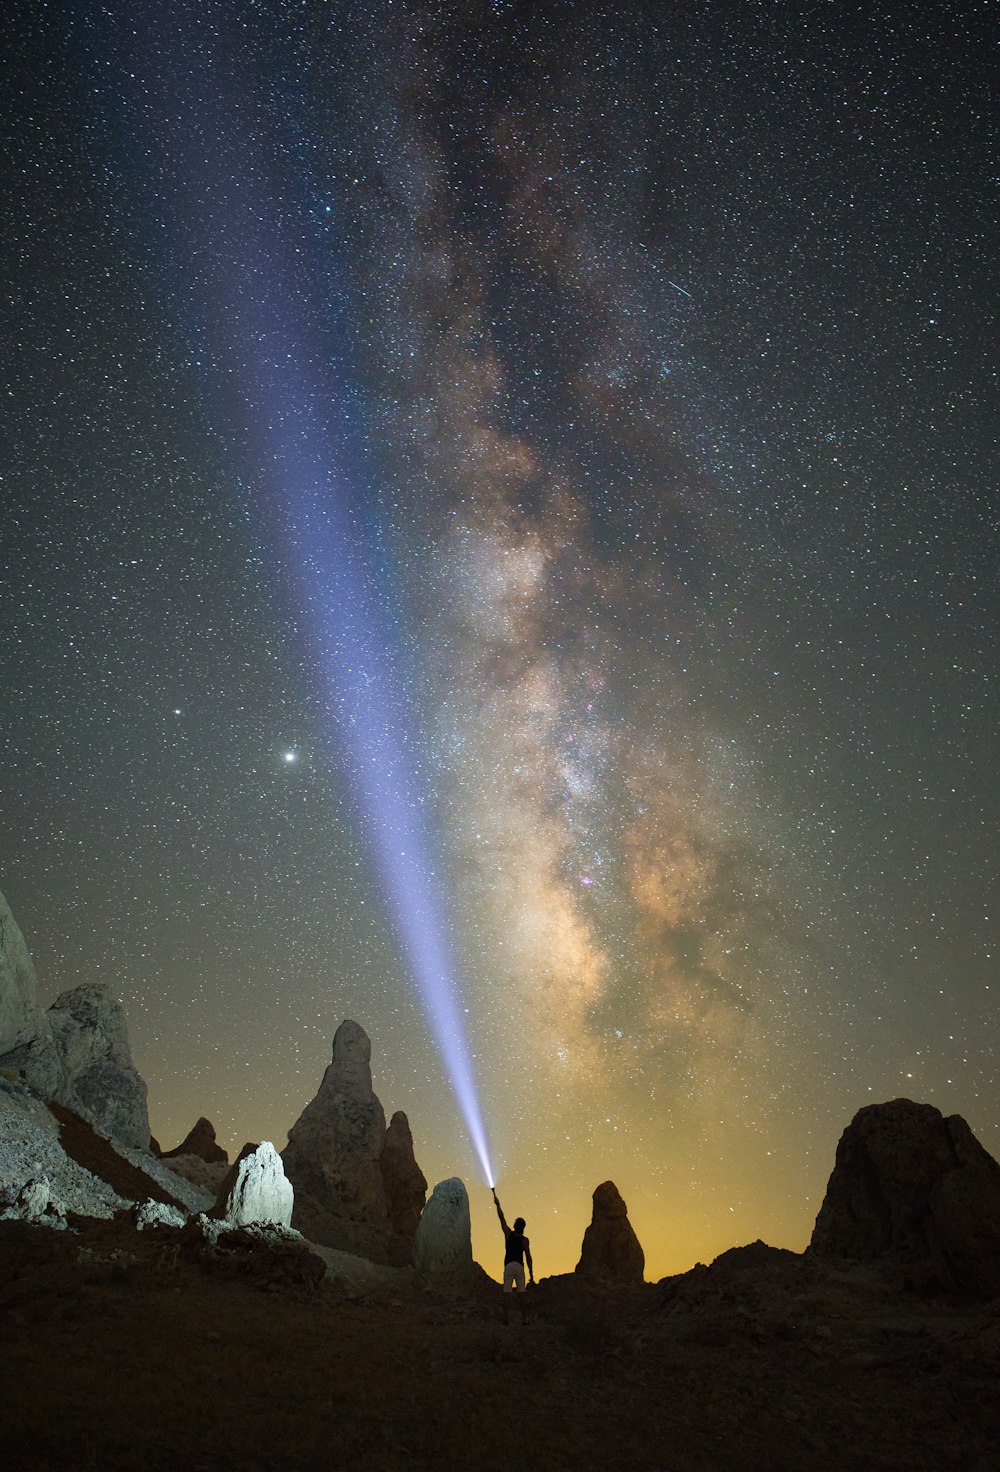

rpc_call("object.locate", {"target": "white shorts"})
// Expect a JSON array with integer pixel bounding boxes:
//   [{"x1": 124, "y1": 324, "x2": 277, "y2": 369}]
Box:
[{"x1": 503, "y1": 1261, "x2": 526, "y2": 1292}]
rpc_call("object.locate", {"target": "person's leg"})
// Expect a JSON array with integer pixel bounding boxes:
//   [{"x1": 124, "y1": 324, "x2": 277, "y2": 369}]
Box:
[
  {"x1": 502, "y1": 1262, "x2": 514, "y2": 1322},
  {"x1": 507, "y1": 1262, "x2": 526, "y2": 1323}
]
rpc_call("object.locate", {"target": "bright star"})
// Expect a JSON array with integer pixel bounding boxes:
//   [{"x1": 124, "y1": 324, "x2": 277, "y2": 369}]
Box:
[{"x1": 283, "y1": 750, "x2": 297, "y2": 764}]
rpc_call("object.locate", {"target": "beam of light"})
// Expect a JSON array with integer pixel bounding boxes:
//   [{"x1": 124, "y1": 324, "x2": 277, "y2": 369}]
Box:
[{"x1": 109, "y1": 2, "x2": 494, "y2": 1187}]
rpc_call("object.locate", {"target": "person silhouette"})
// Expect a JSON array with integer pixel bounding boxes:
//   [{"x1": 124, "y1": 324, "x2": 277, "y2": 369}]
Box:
[{"x1": 492, "y1": 1186, "x2": 534, "y2": 1324}]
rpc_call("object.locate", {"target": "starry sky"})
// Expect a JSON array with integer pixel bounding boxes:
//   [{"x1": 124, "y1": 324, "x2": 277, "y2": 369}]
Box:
[{"x1": 2, "y1": 0, "x2": 996, "y2": 1279}]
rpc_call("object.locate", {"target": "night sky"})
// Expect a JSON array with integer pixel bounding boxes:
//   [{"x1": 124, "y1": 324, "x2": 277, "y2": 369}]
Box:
[{"x1": 2, "y1": 0, "x2": 996, "y2": 1278}]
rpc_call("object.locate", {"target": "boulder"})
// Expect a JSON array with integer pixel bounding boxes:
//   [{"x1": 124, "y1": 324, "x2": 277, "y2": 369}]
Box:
[
  {"x1": 576, "y1": 1180, "x2": 645, "y2": 1285},
  {"x1": 184, "y1": 1216, "x2": 326, "y2": 1291},
  {"x1": 210, "y1": 1142, "x2": 294, "y2": 1228},
  {"x1": 380, "y1": 1110, "x2": 427, "y2": 1248},
  {"x1": 161, "y1": 1117, "x2": 228, "y2": 1164},
  {"x1": 47, "y1": 984, "x2": 150, "y2": 1150},
  {"x1": 133, "y1": 1199, "x2": 188, "y2": 1230},
  {"x1": 282, "y1": 1020, "x2": 392, "y2": 1257},
  {"x1": 413, "y1": 1176, "x2": 474, "y2": 1278},
  {"x1": 811, "y1": 1098, "x2": 1000, "y2": 1295},
  {"x1": 0, "y1": 1174, "x2": 68, "y2": 1228}
]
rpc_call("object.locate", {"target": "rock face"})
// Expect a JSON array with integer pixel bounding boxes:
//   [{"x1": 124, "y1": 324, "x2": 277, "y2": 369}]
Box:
[
  {"x1": 0, "y1": 891, "x2": 47, "y2": 1056},
  {"x1": 210, "y1": 1142, "x2": 294, "y2": 1228},
  {"x1": 0, "y1": 894, "x2": 150, "y2": 1149},
  {"x1": 133, "y1": 1199, "x2": 188, "y2": 1230},
  {"x1": 576, "y1": 1180, "x2": 645, "y2": 1285},
  {"x1": 47, "y1": 984, "x2": 150, "y2": 1150},
  {"x1": 811, "y1": 1098, "x2": 1000, "y2": 1295},
  {"x1": 380, "y1": 1110, "x2": 427, "y2": 1244},
  {"x1": 161, "y1": 1117, "x2": 228, "y2": 1164},
  {"x1": 413, "y1": 1177, "x2": 473, "y2": 1278},
  {"x1": 0, "y1": 891, "x2": 72, "y2": 1102},
  {"x1": 0, "y1": 1174, "x2": 68, "y2": 1228},
  {"x1": 283, "y1": 1020, "x2": 424, "y2": 1262}
]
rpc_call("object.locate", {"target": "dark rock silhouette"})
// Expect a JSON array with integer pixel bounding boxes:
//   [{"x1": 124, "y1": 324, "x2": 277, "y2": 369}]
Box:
[
  {"x1": 282, "y1": 1020, "x2": 425, "y2": 1263},
  {"x1": 380, "y1": 1110, "x2": 427, "y2": 1246},
  {"x1": 182, "y1": 1217, "x2": 327, "y2": 1290},
  {"x1": 576, "y1": 1180, "x2": 645, "y2": 1284},
  {"x1": 811, "y1": 1097, "x2": 1000, "y2": 1295},
  {"x1": 161, "y1": 1117, "x2": 229, "y2": 1164}
]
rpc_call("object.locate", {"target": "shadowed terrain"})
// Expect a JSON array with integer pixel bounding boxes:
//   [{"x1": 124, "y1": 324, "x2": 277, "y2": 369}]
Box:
[{"x1": 3, "y1": 1216, "x2": 999, "y2": 1472}]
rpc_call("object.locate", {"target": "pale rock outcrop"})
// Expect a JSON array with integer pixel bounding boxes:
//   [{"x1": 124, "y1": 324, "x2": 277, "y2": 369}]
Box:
[
  {"x1": 811, "y1": 1097, "x2": 1000, "y2": 1295},
  {"x1": 380, "y1": 1110, "x2": 427, "y2": 1245},
  {"x1": 47, "y1": 984, "x2": 150, "y2": 1150},
  {"x1": 282, "y1": 1020, "x2": 393, "y2": 1258},
  {"x1": 210, "y1": 1141, "x2": 294, "y2": 1228},
  {"x1": 161, "y1": 1117, "x2": 228, "y2": 1164},
  {"x1": 0, "y1": 1173, "x2": 67, "y2": 1228},
  {"x1": 413, "y1": 1176, "x2": 473, "y2": 1278},
  {"x1": 0, "y1": 891, "x2": 71, "y2": 1101},
  {"x1": 0, "y1": 890, "x2": 47, "y2": 1054},
  {"x1": 0, "y1": 896, "x2": 151, "y2": 1150},
  {"x1": 576, "y1": 1180, "x2": 645, "y2": 1284},
  {"x1": 133, "y1": 1199, "x2": 188, "y2": 1230}
]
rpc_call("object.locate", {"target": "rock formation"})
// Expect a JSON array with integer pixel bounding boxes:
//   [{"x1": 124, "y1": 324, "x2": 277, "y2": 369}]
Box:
[
  {"x1": 0, "y1": 1174, "x2": 68, "y2": 1228},
  {"x1": 413, "y1": 1176, "x2": 473, "y2": 1278},
  {"x1": 46, "y1": 984, "x2": 150, "y2": 1150},
  {"x1": 133, "y1": 1199, "x2": 188, "y2": 1230},
  {"x1": 0, "y1": 890, "x2": 71, "y2": 1102},
  {"x1": 0, "y1": 890, "x2": 47, "y2": 1056},
  {"x1": 210, "y1": 1142, "x2": 294, "y2": 1228},
  {"x1": 283, "y1": 1019, "x2": 424, "y2": 1262},
  {"x1": 810, "y1": 1097, "x2": 1000, "y2": 1295},
  {"x1": 0, "y1": 893, "x2": 151, "y2": 1149},
  {"x1": 184, "y1": 1217, "x2": 327, "y2": 1290},
  {"x1": 380, "y1": 1110, "x2": 427, "y2": 1244},
  {"x1": 161, "y1": 1117, "x2": 228, "y2": 1164},
  {"x1": 576, "y1": 1180, "x2": 645, "y2": 1285}
]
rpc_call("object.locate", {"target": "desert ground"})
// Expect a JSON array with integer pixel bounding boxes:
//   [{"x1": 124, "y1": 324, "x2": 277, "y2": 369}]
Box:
[{"x1": 3, "y1": 1210, "x2": 999, "y2": 1472}]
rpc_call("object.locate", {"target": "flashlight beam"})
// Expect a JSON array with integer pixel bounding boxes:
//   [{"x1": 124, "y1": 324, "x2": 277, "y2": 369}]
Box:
[{"x1": 112, "y1": 0, "x2": 494, "y2": 1186}]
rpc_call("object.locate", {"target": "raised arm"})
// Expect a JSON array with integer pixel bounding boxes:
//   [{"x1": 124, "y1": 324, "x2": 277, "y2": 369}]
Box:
[{"x1": 492, "y1": 1186, "x2": 510, "y2": 1235}]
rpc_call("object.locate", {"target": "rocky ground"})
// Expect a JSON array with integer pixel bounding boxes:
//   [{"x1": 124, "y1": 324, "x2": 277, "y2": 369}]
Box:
[{"x1": 3, "y1": 1211, "x2": 999, "y2": 1472}]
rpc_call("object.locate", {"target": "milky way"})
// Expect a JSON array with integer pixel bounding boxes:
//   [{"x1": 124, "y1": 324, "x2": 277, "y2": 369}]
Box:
[{"x1": 1, "y1": 0, "x2": 996, "y2": 1275}]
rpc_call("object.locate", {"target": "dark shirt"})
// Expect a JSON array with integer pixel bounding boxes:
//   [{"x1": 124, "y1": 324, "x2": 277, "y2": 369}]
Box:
[{"x1": 504, "y1": 1229, "x2": 527, "y2": 1266}]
